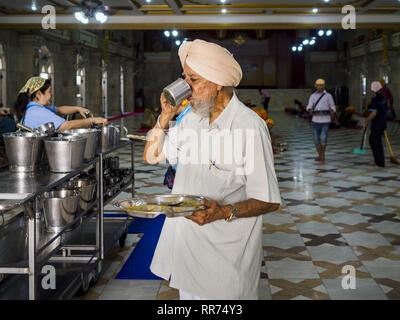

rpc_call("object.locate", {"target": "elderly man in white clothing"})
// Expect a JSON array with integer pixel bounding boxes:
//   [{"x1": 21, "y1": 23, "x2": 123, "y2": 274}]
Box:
[{"x1": 143, "y1": 39, "x2": 281, "y2": 300}]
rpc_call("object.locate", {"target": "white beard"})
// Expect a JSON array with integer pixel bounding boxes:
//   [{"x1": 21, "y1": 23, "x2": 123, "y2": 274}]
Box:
[{"x1": 191, "y1": 95, "x2": 216, "y2": 118}]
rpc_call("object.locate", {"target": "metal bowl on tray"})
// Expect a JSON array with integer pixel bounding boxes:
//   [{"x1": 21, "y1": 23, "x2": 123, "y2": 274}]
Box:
[{"x1": 113, "y1": 194, "x2": 206, "y2": 218}]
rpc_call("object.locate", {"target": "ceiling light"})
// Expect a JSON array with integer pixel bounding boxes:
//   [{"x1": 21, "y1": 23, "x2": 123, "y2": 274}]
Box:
[
  {"x1": 95, "y1": 11, "x2": 107, "y2": 23},
  {"x1": 292, "y1": 46, "x2": 297, "y2": 52},
  {"x1": 302, "y1": 39, "x2": 309, "y2": 45},
  {"x1": 31, "y1": 2, "x2": 37, "y2": 11},
  {"x1": 298, "y1": 46, "x2": 303, "y2": 52},
  {"x1": 312, "y1": 8, "x2": 318, "y2": 13},
  {"x1": 221, "y1": 8, "x2": 227, "y2": 13},
  {"x1": 326, "y1": 30, "x2": 333, "y2": 36},
  {"x1": 318, "y1": 30, "x2": 324, "y2": 36},
  {"x1": 220, "y1": 0, "x2": 226, "y2": 3},
  {"x1": 172, "y1": 30, "x2": 178, "y2": 37},
  {"x1": 146, "y1": 0, "x2": 151, "y2": 2},
  {"x1": 323, "y1": 0, "x2": 330, "y2": 2},
  {"x1": 309, "y1": 39, "x2": 316, "y2": 45},
  {"x1": 164, "y1": 30, "x2": 170, "y2": 37},
  {"x1": 175, "y1": 40, "x2": 181, "y2": 46},
  {"x1": 74, "y1": 11, "x2": 89, "y2": 24}
]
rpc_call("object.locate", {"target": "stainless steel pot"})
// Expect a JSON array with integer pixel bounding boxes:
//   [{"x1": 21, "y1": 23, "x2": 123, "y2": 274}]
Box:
[
  {"x1": 44, "y1": 136, "x2": 87, "y2": 173},
  {"x1": 41, "y1": 189, "x2": 80, "y2": 232},
  {"x1": 61, "y1": 178, "x2": 97, "y2": 211},
  {"x1": 3, "y1": 132, "x2": 47, "y2": 172},
  {"x1": 100, "y1": 125, "x2": 118, "y2": 152},
  {"x1": 59, "y1": 128, "x2": 100, "y2": 161},
  {"x1": 163, "y1": 78, "x2": 192, "y2": 106}
]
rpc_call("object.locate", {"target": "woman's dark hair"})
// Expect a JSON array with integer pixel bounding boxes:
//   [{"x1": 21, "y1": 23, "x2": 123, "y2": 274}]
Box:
[{"x1": 13, "y1": 79, "x2": 51, "y2": 120}]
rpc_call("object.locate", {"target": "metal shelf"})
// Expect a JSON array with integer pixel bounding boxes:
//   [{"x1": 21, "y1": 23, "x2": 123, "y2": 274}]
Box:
[{"x1": 0, "y1": 140, "x2": 136, "y2": 299}]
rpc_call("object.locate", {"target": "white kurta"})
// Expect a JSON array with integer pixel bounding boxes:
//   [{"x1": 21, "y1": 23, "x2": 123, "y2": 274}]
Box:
[{"x1": 150, "y1": 93, "x2": 281, "y2": 299}]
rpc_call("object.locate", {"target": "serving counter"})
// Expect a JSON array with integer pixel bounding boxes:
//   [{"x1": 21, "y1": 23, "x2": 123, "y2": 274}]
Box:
[{"x1": 0, "y1": 139, "x2": 137, "y2": 299}]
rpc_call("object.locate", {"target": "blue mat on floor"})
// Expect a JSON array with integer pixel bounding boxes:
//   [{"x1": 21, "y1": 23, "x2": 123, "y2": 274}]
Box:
[
  {"x1": 116, "y1": 232, "x2": 163, "y2": 280},
  {"x1": 128, "y1": 215, "x2": 166, "y2": 233},
  {"x1": 115, "y1": 214, "x2": 166, "y2": 280}
]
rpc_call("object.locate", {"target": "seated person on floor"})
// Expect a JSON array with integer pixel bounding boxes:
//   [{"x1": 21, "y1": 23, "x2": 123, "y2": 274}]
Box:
[{"x1": 338, "y1": 106, "x2": 360, "y2": 128}]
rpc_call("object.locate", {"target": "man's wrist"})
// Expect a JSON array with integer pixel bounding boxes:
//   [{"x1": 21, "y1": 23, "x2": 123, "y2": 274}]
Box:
[{"x1": 158, "y1": 113, "x2": 173, "y2": 130}]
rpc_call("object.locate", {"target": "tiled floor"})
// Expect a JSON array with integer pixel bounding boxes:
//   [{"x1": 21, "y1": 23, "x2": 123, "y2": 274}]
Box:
[{"x1": 77, "y1": 111, "x2": 400, "y2": 300}]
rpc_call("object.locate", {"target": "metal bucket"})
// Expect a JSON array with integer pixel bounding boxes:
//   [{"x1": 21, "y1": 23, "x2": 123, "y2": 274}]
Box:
[
  {"x1": 61, "y1": 178, "x2": 97, "y2": 211},
  {"x1": 163, "y1": 78, "x2": 192, "y2": 106},
  {"x1": 3, "y1": 132, "x2": 46, "y2": 172},
  {"x1": 100, "y1": 125, "x2": 118, "y2": 152},
  {"x1": 41, "y1": 189, "x2": 80, "y2": 232},
  {"x1": 59, "y1": 128, "x2": 100, "y2": 161},
  {"x1": 44, "y1": 136, "x2": 87, "y2": 173}
]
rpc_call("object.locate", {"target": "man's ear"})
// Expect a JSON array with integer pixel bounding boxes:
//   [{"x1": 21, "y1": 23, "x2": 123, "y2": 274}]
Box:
[{"x1": 216, "y1": 85, "x2": 223, "y2": 92}]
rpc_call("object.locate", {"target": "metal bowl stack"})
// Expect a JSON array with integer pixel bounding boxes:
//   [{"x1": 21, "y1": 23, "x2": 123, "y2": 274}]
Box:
[{"x1": 61, "y1": 177, "x2": 97, "y2": 211}]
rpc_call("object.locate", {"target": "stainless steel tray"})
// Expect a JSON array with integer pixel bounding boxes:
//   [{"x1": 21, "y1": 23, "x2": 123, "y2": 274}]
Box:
[{"x1": 113, "y1": 194, "x2": 205, "y2": 218}]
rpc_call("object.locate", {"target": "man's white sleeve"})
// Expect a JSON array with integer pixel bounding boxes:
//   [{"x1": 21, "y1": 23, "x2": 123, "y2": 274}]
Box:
[
  {"x1": 162, "y1": 125, "x2": 179, "y2": 166},
  {"x1": 244, "y1": 123, "x2": 281, "y2": 204}
]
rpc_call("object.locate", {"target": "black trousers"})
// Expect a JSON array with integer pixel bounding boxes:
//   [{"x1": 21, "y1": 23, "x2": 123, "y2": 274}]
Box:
[{"x1": 369, "y1": 129, "x2": 385, "y2": 167}]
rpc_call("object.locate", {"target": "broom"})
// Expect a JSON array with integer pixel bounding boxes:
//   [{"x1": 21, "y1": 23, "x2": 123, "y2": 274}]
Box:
[
  {"x1": 384, "y1": 130, "x2": 400, "y2": 165},
  {"x1": 353, "y1": 126, "x2": 367, "y2": 155}
]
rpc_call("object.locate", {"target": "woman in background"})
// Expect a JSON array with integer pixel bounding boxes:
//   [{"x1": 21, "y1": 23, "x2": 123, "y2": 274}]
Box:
[{"x1": 14, "y1": 77, "x2": 108, "y2": 131}]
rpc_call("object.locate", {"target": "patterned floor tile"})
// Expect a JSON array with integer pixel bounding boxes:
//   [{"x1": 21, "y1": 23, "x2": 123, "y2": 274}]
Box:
[
  {"x1": 301, "y1": 233, "x2": 348, "y2": 246},
  {"x1": 269, "y1": 279, "x2": 330, "y2": 300},
  {"x1": 263, "y1": 246, "x2": 311, "y2": 261},
  {"x1": 306, "y1": 245, "x2": 358, "y2": 262},
  {"x1": 362, "y1": 259, "x2": 400, "y2": 278},
  {"x1": 341, "y1": 232, "x2": 392, "y2": 247},
  {"x1": 352, "y1": 246, "x2": 400, "y2": 261},
  {"x1": 322, "y1": 279, "x2": 387, "y2": 300},
  {"x1": 265, "y1": 260, "x2": 320, "y2": 279},
  {"x1": 296, "y1": 222, "x2": 339, "y2": 236},
  {"x1": 375, "y1": 278, "x2": 400, "y2": 300},
  {"x1": 313, "y1": 260, "x2": 371, "y2": 279}
]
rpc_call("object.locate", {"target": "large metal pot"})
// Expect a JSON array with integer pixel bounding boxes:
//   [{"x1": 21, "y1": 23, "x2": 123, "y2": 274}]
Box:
[
  {"x1": 100, "y1": 125, "x2": 118, "y2": 152},
  {"x1": 3, "y1": 132, "x2": 47, "y2": 172},
  {"x1": 44, "y1": 136, "x2": 87, "y2": 173},
  {"x1": 59, "y1": 128, "x2": 100, "y2": 161},
  {"x1": 41, "y1": 189, "x2": 80, "y2": 232}
]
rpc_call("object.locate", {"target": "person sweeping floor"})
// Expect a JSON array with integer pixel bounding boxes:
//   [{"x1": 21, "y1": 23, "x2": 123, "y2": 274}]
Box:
[{"x1": 364, "y1": 81, "x2": 387, "y2": 167}]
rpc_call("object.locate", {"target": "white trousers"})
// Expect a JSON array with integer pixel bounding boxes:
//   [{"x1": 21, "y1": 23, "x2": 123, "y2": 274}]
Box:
[{"x1": 179, "y1": 289, "x2": 208, "y2": 300}]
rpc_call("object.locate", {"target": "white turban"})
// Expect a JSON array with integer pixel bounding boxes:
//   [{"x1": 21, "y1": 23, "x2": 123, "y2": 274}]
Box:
[
  {"x1": 371, "y1": 81, "x2": 382, "y2": 93},
  {"x1": 178, "y1": 39, "x2": 243, "y2": 87}
]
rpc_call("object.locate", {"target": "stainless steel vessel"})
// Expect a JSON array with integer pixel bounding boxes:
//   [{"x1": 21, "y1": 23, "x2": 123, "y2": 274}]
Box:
[
  {"x1": 44, "y1": 136, "x2": 87, "y2": 172},
  {"x1": 100, "y1": 125, "x2": 118, "y2": 152},
  {"x1": 41, "y1": 189, "x2": 80, "y2": 232},
  {"x1": 3, "y1": 132, "x2": 46, "y2": 172},
  {"x1": 61, "y1": 178, "x2": 97, "y2": 211},
  {"x1": 59, "y1": 128, "x2": 100, "y2": 161},
  {"x1": 163, "y1": 78, "x2": 192, "y2": 106}
]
